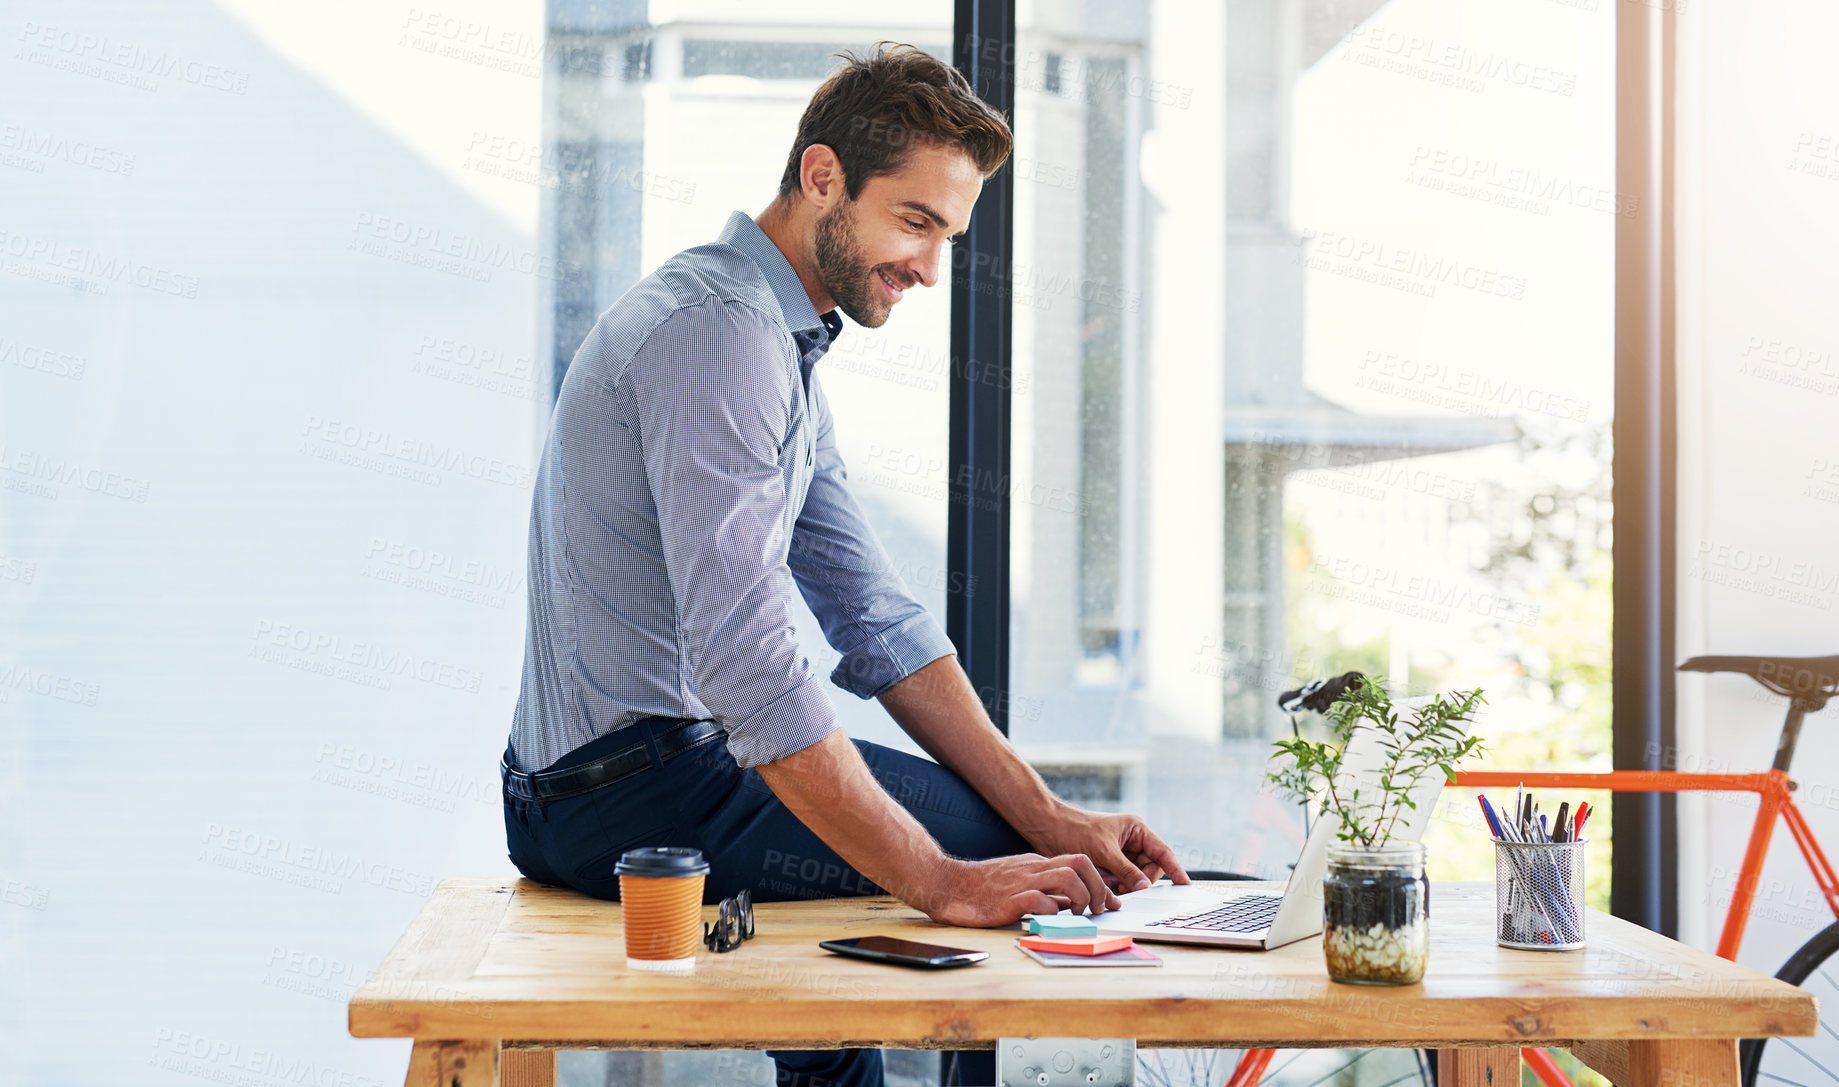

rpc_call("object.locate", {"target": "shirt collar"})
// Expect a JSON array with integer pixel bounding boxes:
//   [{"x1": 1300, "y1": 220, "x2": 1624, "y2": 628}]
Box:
[{"x1": 718, "y1": 210, "x2": 836, "y2": 341}]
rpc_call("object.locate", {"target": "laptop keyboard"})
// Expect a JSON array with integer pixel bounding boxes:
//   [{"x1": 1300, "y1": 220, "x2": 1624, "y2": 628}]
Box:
[{"x1": 1144, "y1": 894, "x2": 1282, "y2": 933}]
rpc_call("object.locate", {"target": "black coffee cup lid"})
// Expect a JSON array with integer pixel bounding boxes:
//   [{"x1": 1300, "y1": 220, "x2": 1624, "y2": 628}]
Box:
[{"x1": 615, "y1": 846, "x2": 710, "y2": 877}]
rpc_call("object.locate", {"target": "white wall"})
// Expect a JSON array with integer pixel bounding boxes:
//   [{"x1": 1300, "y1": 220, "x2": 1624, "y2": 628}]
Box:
[
  {"x1": 0, "y1": 1, "x2": 543, "y2": 1083},
  {"x1": 1675, "y1": 0, "x2": 1839, "y2": 973}
]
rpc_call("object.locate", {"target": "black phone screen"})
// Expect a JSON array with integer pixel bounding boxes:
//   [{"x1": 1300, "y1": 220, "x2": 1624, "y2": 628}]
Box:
[{"x1": 819, "y1": 936, "x2": 990, "y2": 967}]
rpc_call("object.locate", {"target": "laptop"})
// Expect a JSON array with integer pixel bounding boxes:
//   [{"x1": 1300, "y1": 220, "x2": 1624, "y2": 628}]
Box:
[{"x1": 1043, "y1": 719, "x2": 1454, "y2": 950}]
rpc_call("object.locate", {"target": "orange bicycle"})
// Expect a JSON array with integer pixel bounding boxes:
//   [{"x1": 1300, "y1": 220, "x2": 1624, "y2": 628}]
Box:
[{"x1": 1221, "y1": 654, "x2": 1839, "y2": 1087}]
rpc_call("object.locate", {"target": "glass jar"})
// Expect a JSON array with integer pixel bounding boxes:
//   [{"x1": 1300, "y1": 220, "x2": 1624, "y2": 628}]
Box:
[{"x1": 1322, "y1": 842, "x2": 1429, "y2": 985}]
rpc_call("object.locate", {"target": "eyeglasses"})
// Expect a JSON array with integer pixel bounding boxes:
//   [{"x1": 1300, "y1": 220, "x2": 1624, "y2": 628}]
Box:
[{"x1": 703, "y1": 889, "x2": 755, "y2": 953}]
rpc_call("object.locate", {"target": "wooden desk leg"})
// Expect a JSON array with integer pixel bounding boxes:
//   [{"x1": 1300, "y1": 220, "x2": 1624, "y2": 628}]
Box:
[
  {"x1": 1438, "y1": 1047, "x2": 1520, "y2": 1086},
  {"x1": 501, "y1": 1049, "x2": 556, "y2": 1087},
  {"x1": 405, "y1": 1040, "x2": 498, "y2": 1087},
  {"x1": 1621, "y1": 1038, "x2": 1739, "y2": 1087}
]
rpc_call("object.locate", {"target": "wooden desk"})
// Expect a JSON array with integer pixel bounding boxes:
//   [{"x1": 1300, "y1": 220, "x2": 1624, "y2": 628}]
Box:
[{"x1": 349, "y1": 879, "x2": 1815, "y2": 1087}]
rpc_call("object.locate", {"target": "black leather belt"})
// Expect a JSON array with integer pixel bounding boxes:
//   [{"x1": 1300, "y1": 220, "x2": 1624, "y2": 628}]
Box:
[{"x1": 501, "y1": 718, "x2": 725, "y2": 803}]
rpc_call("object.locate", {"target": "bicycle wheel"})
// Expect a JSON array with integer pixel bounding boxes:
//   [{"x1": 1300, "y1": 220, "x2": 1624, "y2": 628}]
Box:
[
  {"x1": 1199, "y1": 1046, "x2": 1434, "y2": 1086},
  {"x1": 1742, "y1": 919, "x2": 1839, "y2": 1087}
]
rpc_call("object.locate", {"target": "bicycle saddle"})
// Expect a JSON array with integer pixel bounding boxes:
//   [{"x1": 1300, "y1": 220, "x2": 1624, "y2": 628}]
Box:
[
  {"x1": 1277, "y1": 671, "x2": 1364, "y2": 714},
  {"x1": 1679, "y1": 654, "x2": 1839, "y2": 702}
]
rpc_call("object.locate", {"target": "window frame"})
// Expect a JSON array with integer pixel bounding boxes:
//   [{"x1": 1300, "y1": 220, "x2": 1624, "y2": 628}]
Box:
[{"x1": 945, "y1": 0, "x2": 1017, "y2": 733}]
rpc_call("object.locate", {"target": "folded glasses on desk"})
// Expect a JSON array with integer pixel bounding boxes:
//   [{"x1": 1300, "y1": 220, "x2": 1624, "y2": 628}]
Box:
[{"x1": 704, "y1": 889, "x2": 755, "y2": 953}]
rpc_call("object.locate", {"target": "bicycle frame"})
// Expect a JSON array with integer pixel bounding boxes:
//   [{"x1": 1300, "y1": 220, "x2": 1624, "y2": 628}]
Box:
[{"x1": 1223, "y1": 767, "x2": 1839, "y2": 1087}]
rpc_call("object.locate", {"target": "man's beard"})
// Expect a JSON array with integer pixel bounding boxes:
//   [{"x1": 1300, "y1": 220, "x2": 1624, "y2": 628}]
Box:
[{"x1": 814, "y1": 199, "x2": 901, "y2": 328}]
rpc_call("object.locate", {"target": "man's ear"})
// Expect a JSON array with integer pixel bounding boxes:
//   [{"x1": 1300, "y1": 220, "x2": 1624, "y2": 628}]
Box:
[{"x1": 800, "y1": 144, "x2": 847, "y2": 211}]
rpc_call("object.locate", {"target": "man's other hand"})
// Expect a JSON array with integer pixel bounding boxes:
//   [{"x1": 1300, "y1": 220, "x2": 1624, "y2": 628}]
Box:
[
  {"x1": 916, "y1": 853, "x2": 1121, "y2": 928},
  {"x1": 1022, "y1": 807, "x2": 1192, "y2": 895}
]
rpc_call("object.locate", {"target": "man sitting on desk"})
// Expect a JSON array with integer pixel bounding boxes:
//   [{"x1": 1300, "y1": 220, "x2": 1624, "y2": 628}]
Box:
[{"x1": 501, "y1": 43, "x2": 1189, "y2": 1087}]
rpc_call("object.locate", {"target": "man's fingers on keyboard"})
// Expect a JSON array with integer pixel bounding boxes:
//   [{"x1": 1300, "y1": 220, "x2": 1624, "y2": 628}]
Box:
[
  {"x1": 1130, "y1": 854, "x2": 1158, "y2": 884},
  {"x1": 1062, "y1": 853, "x2": 1117, "y2": 912},
  {"x1": 1103, "y1": 849, "x2": 1151, "y2": 893},
  {"x1": 1145, "y1": 834, "x2": 1191, "y2": 883},
  {"x1": 1065, "y1": 853, "x2": 1120, "y2": 910},
  {"x1": 1052, "y1": 857, "x2": 1102, "y2": 913},
  {"x1": 1042, "y1": 864, "x2": 1093, "y2": 913},
  {"x1": 1015, "y1": 891, "x2": 1062, "y2": 919},
  {"x1": 1133, "y1": 853, "x2": 1170, "y2": 886}
]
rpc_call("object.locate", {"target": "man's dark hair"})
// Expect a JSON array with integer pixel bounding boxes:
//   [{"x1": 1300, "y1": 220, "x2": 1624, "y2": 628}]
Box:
[{"x1": 776, "y1": 42, "x2": 1013, "y2": 202}]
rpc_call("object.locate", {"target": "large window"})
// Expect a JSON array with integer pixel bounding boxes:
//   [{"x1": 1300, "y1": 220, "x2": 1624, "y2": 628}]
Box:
[
  {"x1": 1005, "y1": 0, "x2": 1613, "y2": 1053},
  {"x1": 1003, "y1": 5, "x2": 1614, "y2": 1081}
]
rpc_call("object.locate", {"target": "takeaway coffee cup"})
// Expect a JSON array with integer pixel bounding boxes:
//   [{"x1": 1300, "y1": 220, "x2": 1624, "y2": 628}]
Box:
[{"x1": 616, "y1": 846, "x2": 710, "y2": 973}]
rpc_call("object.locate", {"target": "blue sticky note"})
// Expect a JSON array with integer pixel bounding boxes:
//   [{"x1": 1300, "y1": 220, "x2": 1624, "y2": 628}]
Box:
[{"x1": 1026, "y1": 915, "x2": 1098, "y2": 937}]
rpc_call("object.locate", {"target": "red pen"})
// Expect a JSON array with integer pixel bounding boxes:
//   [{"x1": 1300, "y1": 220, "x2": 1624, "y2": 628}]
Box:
[{"x1": 1573, "y1": 801, "x2": 1591, "y2": 840}]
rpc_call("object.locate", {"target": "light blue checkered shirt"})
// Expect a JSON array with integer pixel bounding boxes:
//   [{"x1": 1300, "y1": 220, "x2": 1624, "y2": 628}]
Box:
[{"x1": 510, "y1": 210, "x2": 957, "y2": 771}]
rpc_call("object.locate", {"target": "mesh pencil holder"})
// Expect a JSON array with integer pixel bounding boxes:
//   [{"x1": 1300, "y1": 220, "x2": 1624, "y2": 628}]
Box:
[{"x1": 1494, "y1": 840, "x2": 1586, "y2": 951}]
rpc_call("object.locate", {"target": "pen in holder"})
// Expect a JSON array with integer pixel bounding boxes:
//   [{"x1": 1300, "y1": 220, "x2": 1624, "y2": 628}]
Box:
[{"x1": 1494, "y1": 839, "x2": 1585, "y2": 951}]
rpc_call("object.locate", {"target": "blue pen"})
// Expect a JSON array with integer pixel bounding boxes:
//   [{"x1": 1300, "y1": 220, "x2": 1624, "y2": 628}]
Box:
[
  {"x1": 1491, "y1": 798, "x2": 1517, "y2": 843},
  {"x1": 1540, "y1": 813, "x2": 1550, "y2": 842},
  {"x1": 1479, "y1": 796, "x2": 1516, "y2": 921},
  {"x1": 1478, "y1": 795, "x2": 1504, "y2": 839},
  {"x1": 1471, "y1": 798, "x2": 1500, "y2": 842}
]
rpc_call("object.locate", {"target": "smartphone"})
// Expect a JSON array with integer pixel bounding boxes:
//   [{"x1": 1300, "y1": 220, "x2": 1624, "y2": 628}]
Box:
[{"x1": 817, "y1": 935, "x2": 990, "y2": 969}]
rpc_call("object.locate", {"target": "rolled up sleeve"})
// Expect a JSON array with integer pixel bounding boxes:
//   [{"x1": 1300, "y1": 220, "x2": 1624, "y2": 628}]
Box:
[
  {"x1": 788, "y1": 376, "x2": 958, "y2": 700},
  {"x1": 629, "y1": 300, "x2": 837, "y2": 769}
]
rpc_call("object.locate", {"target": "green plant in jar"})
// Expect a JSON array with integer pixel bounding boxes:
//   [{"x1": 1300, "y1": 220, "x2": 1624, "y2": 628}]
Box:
[{"x1": 1267, "y1": 676, "x2": 1486, "y2": 984}]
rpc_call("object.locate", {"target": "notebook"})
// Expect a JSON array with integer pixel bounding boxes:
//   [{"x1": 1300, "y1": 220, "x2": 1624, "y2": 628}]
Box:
[{"x1": 1014, "y1": 940, "x2": 1163, "y2": 967}]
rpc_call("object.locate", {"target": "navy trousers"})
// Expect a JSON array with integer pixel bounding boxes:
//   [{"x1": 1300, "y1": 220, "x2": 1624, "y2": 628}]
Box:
[{"x1": 502, "y1": 718, "x2": 1033, "y2": 1087}]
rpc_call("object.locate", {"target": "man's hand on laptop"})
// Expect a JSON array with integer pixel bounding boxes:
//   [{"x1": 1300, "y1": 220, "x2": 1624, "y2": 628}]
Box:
[
  {"x1": 1024, "y1": 805, "x2": 1192, "y2": 896},
  {"x1": 917, "y1": 852, "x2": 1121, "y2": 928},
  {"x1": 912, "y1": 806, "x2": 1193, "y2": 928}
]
